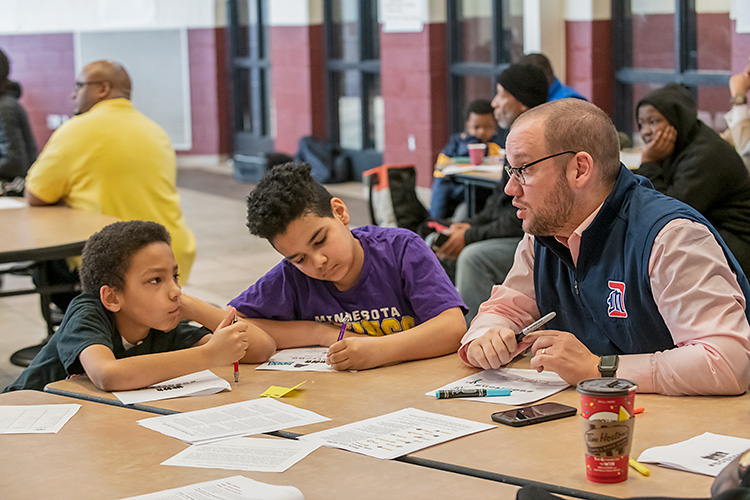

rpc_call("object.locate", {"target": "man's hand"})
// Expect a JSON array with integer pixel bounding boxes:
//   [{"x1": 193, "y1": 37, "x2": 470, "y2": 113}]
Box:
[
  {"x1": 729, "y1": 70, "x2": 750, "y2": 99},
  {"x1": 528, "y1": 330, "x2": 600, "y2": 386},
  {"x1": 203, "y1": 307, "x2": 250, "y2": 365},
  {"x1": 436, "y1": 223, "x2": 470, "y2": 259},
  {"x1": 326, "y1": 336, "x2": 385, "y2": 371},
  {"x1": 464, "y1": 326, "x2": 524, "y2": 369},
  {"x1": 641, "y1": 126, "x2": 677, "y2": 163}
]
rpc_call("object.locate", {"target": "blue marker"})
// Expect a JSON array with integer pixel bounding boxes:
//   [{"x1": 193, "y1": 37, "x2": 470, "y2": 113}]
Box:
[{"x1": 436, "y1": 388, "x2": 512, "y2": 399}]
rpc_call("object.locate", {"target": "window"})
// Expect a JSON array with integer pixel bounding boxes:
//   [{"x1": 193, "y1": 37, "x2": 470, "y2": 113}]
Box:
[
  {"x1": 324, "y1": 0, "x2": 383, "y2": 166},
  {"x1": 228, "y1": 0, "x2": 273, "y2": 153},
  {"x1": 447, "y1": 0, "x2": 524, "y2": 134},
  {"x1": 613, "y1": 0, "x2": 731, "y2": 142}
]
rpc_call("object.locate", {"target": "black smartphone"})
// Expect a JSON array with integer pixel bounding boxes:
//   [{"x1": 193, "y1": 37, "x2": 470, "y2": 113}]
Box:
[
  {"x1": 432, "y1": 232, "x2": 449, "y2": 248},
  {"x1": 491, "y1": 402, "x2": 577, "y2": 427}
]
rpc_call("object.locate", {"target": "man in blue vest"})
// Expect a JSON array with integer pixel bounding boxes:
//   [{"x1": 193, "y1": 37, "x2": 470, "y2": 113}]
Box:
[{"x1": 458, "y1": 99, "x2": 750, "y2": 396}]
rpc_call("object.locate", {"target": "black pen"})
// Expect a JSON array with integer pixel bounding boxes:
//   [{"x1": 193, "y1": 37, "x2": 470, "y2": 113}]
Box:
[{"x1": 514, "y1": 311, "x2": 556, "y2": 344}]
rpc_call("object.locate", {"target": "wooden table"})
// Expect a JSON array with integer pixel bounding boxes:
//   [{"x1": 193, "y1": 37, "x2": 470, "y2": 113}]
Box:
[
  {"x1": 0, "y1": 201, "x2": 117, "y2": 364},
  {"x1": 1, "y1": 390, "x2": 521, "y2": 500},
  {"x1": 44, "y1": 354, "x2": 749, "y2": 499}
]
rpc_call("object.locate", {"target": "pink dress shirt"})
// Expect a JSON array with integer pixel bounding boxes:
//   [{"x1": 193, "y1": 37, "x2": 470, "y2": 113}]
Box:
[{"x1": 458, "y1": 210, "x2": 750, "y2": 396}]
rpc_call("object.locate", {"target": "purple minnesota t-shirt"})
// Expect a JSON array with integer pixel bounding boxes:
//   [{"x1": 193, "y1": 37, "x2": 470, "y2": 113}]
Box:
[{"x1": 229, "y1": 225, "x2": 466, "y2": 336}]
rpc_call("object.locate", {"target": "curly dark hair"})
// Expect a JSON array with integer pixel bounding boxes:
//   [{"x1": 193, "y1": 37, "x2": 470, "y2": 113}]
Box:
[
  {"x1": 465, "y1": 98, "x2": 494, "y2": 119},
  {"x1": 246, "y1": 162, "x2": 333, "y2": 241},
  {"x1": 79, "y1": 220, "x2": 172, "y2": 294}
]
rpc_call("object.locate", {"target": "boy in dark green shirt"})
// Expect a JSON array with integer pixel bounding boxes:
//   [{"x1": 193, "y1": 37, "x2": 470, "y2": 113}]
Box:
[{"x1": 5, "y1": 220, "x2": 275, "y2": 392}]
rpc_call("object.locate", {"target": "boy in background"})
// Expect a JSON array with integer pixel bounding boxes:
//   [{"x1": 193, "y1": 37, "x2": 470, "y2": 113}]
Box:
[
  {"x1": 191, "y1": 163, "x2": 467, "y2": 371},
  {"x1": 5, "y1": 221, "x2": 276, "y2": 392},
  {"x1": 429, "y1": 99, "x2": 504, "y2": 220}
]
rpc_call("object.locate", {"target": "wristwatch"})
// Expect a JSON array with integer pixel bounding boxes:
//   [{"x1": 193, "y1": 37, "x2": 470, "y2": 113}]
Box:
[
  {"x1": 731, "y1": 94, "x2": 748, "y2": 106},
  {"x1": 598, "y1": 355, "x2": 619, "y2": 378}
]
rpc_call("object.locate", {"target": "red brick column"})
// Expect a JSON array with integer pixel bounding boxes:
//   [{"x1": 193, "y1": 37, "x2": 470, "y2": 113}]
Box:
[
  {"x1": 380, "y1": 24, "x2": 448, "y2": 189},
  {"x1": 565, "y1": 20, "x2": 613, "y2": 117},
  {"x1": 269, "y1": 24, "x2": 326, "y2": 156}
]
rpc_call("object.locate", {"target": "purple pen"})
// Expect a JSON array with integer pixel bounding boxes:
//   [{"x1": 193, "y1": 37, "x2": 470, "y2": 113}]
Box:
[{"x1": 337, "y1": 322, "x2": 347, "y2": 342}]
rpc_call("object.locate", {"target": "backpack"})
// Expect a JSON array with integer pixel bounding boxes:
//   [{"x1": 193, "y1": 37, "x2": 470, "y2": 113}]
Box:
[
  {"x1": 295, "y1": 136, "x2": 352, "y2": 184},
  {"x1": 362, "y1": 164, "x2": 429, "y2": 233}
]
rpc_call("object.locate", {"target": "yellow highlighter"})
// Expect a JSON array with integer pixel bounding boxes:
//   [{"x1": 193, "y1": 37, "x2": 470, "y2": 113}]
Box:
[{"x1": 629, "y1": 458, "x2": 650, "y2": 477}]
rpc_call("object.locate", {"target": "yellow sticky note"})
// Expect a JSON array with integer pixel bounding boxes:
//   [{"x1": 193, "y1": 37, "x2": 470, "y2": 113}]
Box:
[
  {"x1": 618, "y1": 406, "x2": 631, "y2": 421},
  {"x1": 261, "y1": 381, "x2": 306, "y2": 398}
]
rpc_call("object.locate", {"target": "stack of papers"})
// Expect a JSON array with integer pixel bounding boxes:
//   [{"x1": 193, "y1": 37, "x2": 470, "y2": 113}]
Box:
[
  {"x1": 638, "y1": 432, "x2": 750, "y2": 477},
  {"x1": 113, "y1": 370, "x2": 231, "y2": 404},
  {"x1": 300, "y1": 407, "x2": 494, "y2": 459},
  {"x1": 427, "y1": 368, "x2": 570, "y2": 405},
  {"x1": 138, "y1": 398, "x2": 329, "y2": 445},
  {"x1": 442, "y1": 164, "x2": 505, "y2": 176},
  {"x1": 119, "y1": 475, "x2": 304, "y2": 500}
]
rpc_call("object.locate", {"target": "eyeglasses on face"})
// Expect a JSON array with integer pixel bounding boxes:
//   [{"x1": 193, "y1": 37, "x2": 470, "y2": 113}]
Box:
[
  {"x1": 504, "y1": 150, "x2": 578, "y2": 185},
  {"x1": 74, "y1": 80, "x2": 106, "y2": 90}
]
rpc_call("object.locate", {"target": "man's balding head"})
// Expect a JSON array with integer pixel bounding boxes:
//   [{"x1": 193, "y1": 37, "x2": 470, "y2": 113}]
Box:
[{"x1": 73, "y1": 60, "x2": 131, "y2": 115}]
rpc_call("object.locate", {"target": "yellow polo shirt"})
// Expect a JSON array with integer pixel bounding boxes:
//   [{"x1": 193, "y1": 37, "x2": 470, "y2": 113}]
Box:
[{"x1": 25, "y1": 98, "x2": 195, "y2": 282}]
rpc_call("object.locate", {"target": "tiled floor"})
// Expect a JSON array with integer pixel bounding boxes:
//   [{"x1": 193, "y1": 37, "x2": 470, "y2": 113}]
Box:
[{"x1": 0, "y1": 166, "x2": 371, "y2": 390}]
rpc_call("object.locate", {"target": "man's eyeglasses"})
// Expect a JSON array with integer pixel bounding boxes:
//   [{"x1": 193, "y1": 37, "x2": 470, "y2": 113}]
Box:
[
  {"x1": 74, "y1": 80, "x2": 106, "y2": 90},
  {"x1": 504, "y1": 150, "x2": 578, "y2": 185}
]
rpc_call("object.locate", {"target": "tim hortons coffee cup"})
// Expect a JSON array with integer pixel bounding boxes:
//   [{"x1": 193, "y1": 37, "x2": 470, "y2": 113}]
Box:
[{"x1": 577, "y1": 378, "x2": 638, "y2": 483}]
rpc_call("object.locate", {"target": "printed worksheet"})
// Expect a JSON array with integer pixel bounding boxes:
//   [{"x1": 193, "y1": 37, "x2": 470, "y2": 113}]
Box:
[
  {"x1": 299, "y1": 407, "x2": 494, "y2": 460},
  {"x1": 112, "y1": 370, "x2": 231, "y2": 404},
  {"x1": 637, "y1": 432, "x2": 750, "y2": 476},
  {"x1": 138, "y1": 397, "x2": 329, "y2": 445},
  {"x1": 117, "y1": 475, "x2": 304, "y2": 500},
  {"x1": 0, "y1": 404, "x2": 81, "y2": 434},
  {"x1": 427, "y1": 368, "x2": 570, "y2": 405},
  {"x1": 162, "y1": 436, "x2": 320, "y2": 472},
  {"x1": 256, "y1": 347, "x2": 338, "y2": 372},
  {"x1": 0, "y1": 197, "x2": 26, "y2": 210}
]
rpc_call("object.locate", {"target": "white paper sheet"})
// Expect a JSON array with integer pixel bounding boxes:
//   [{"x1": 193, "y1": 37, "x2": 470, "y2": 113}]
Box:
[
  {"x1": 637, "y1": 432, "x2": 750, "y2": 477},
  {"x1": 442, "y1": 164, "x2": 505, "y2": 176},
  {"x1": 0, "y1": 197, "x2": 26, "y2": 210},
  {"x1": 256, "y1": 348, "x2": 338, "y2": 372},
  {"x1": 113, "y1": 370, "x2": 231, "y2": 404},
  {"x1": 162, "y1": 436, "x2": 320, "y2": 472},
  {"x1": 117, "y1": 475, "x2": 304, "y2": 500},
  {"x1": 299, "y1": 407, "x2": 494, "y2": 460},
  {"x1": 138, "y1": 398, "x2": 329, "y2": 445},
  {"x1": 427, "y1": 368, "x2": 570, "y2": 405},
  {"x1": 0, "y1": 404, "x2": 81, "y2": 434}
]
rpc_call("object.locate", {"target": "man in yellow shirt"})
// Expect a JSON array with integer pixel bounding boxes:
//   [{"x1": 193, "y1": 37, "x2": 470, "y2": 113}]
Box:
[{"x1": 25, "y1": 60, "x2": 195, "y2": 311}]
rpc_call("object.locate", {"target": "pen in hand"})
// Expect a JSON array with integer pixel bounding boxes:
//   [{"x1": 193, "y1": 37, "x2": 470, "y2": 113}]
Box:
[
  {"x1": 514, "y1": 311, "x2": 556, "y2": 344},
  {"x1": 233, "y1": 313, "x2": 239, "y2": 383},
  {"x1": 337, "y1": 322, "x2": 347, "y2": 342}
]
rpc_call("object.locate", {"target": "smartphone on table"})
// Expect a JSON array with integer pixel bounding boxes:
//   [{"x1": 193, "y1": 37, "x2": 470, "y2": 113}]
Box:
[{"x1": 491, "y1": 402, "x2": 577, "y2": 427}]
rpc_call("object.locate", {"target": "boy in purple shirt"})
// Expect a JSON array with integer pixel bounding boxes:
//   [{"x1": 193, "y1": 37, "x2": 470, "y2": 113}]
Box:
[{"x1": 191, "y1": 163, "x2": 466, "y2": 370}]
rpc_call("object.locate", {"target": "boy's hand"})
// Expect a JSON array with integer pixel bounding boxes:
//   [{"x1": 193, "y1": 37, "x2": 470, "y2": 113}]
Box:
[
  {"x1": 326, "y1": 337, "x2": 384, "y2": 371},
  {"x1": 204, "y1": 307, "x2": 249, "y2": 365}
]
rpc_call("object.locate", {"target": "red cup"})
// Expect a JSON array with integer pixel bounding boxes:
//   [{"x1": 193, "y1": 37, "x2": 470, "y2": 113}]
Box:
[
  {"x1": 468, "y1": 143, "x2": 486, "y2": 165},
  {"x1": 577, "y1": 378, "x2": 638, "y2": 483}
]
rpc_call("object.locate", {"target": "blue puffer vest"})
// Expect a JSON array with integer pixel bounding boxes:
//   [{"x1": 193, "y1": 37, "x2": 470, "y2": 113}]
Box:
[{"x1": 533, "y1": 165, "x2": 750, "y2": 355}]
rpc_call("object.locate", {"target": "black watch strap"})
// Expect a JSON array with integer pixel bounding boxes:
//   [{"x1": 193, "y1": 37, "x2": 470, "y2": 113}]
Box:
[{"x1": 598, "y1": 355, "x2": 619, "y2": 378}]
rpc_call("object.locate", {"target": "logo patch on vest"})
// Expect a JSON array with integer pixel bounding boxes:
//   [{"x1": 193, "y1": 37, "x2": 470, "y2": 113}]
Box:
[{"x1": 607, "y1": 281, "x2": 628, "y2": 318}]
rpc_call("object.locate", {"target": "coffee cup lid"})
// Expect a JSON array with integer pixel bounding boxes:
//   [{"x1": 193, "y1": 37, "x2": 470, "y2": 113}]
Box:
[{"x1": 576, "y1": 378, "x2": 637, "y2": 396}]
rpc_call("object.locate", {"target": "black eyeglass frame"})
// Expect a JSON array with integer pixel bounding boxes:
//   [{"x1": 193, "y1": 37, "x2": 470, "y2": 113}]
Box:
[
  {"x1": 73, "y1": 80, "x2": 107, "y2": 90},
  {"x1": 504, "y1": 150, "x2": 578, "y2": 185}
]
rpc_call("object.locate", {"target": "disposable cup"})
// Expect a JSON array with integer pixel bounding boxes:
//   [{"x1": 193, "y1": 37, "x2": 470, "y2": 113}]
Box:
[
  {"x1": 577, "y1": 378, "x2": 638, "y2": 483},
  {"x1": 468, "y1": 143, "x2": 487, "y2": 165}
]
